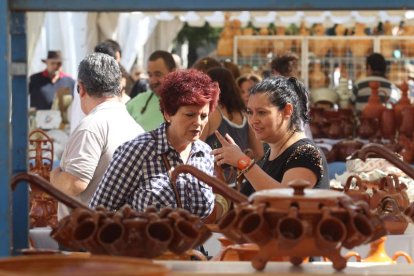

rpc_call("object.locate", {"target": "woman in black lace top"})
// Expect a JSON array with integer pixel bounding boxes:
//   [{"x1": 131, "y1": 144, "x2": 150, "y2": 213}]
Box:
[{"x1": 212, "y1": 76, "x2": 329, "y2": 194}]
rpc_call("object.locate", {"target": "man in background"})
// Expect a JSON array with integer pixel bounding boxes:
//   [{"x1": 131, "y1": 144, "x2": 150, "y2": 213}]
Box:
[
  {"x1": 353, "y1": 52, "x2": 399, "y2": 112},
  {"x1": 50, "y1": 53, "x2": 144, "y2": 220},
  {"x1": 29, "y1": 50, "x2": 75, "y2": 110},
  {"x1": 126, "y1": 50, "x2": 176, "y2": 131}
]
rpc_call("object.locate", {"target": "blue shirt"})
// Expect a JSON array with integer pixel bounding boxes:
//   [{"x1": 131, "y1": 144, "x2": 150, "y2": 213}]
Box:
[{"x1": 89, "y1": 123, "x2": 215, "y2": 218}]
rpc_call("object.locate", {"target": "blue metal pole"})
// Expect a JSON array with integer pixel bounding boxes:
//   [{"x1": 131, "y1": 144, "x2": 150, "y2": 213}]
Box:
[
  {"x1": 11, "y1": 11, "x2": 29, "y2": 255},
  {"x1": 10, "y1": 0, "x2": 414, "y2": 11},
  {"x1": 0, "y1": 0, "x2": 12, "y2": 257}
]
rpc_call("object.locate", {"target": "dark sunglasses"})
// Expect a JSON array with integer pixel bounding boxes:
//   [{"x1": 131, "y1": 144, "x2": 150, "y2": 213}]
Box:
[{"x1": 77, "y1": 84, "x2": 80, "y2": 94}]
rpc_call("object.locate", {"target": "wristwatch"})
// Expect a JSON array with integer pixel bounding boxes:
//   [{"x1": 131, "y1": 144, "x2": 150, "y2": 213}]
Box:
[{"x1": 237, "y1": 155, "x2": 253, "y2": 171}]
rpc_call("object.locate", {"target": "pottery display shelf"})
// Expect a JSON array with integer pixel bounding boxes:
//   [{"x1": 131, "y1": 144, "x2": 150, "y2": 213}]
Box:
[{"x1": 158, "y1": 261, "x2": 414, "y2": 275}]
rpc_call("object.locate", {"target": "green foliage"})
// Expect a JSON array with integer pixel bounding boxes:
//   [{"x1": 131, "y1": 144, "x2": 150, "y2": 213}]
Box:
[{"x1": 175, "y1": 22, "x2": 222, "y2": 47}]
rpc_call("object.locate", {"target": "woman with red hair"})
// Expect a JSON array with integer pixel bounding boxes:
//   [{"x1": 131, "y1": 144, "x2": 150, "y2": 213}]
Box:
[{"x1": 90, "y1": 69, "x2": 220, "y2": 219}]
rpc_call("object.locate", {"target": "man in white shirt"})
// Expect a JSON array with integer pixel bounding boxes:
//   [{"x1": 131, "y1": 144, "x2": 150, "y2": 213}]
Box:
[{"x1": 50, "y1": 53, "x2": 144, "y2": 220}]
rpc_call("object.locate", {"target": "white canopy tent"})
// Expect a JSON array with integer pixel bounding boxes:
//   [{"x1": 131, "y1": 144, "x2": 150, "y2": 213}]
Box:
[{"x1": 27, "y1": 10, "x2": 413, "y2": 78}]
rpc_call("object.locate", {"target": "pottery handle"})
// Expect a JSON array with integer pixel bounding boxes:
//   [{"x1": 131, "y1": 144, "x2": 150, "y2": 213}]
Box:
[
  {"x1": 171, "y1": 164, "x2": 248, "y2": 204},
  {"x1": 392, "y1": 251, "x2": 413, "y2": 263},
  {"x1": 345, "y1": 251, "x2": 362, "y2": 262},
  {"x1": 11, "y1": 172, "x2": 89, "y2": 210}
]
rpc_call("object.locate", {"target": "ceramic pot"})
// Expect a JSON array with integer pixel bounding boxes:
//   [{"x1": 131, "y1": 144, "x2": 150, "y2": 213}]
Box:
[
  {"x1": 381, "y1": 109, "x2": 396, "y2": 140},
  {"x1": 361, "y1": 81, "x2": 385, "y2": 121},
  {"x1": 399, "y1": 107, "x2": 414, "y2": 138},
  {"x1": 378, "y1": 198, "x2": 410, "y2": 235},
  {"x1": 171, "y1": 165, "x2": 387, "y2": 272},
  {"x1": 394, "y1": 81, "x2": 412, "y2": 128},
  {"x1": 343, "y1": 175, "x2": 370, "y2": 205},
  {"x1": 309, "y1": 63, "x2": 326, "y2": 89},
  {"x1": 358, "y1": 117, "x2": 379, "y2": 140}
]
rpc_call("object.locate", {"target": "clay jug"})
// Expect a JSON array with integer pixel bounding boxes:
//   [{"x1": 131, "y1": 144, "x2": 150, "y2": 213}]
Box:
[
  {"x1": 380, "y1": 108, "x2": 396, "y2": 140},
  {"x1": 394, "y1": 81, "x2": 412, "y2": 128},
  {"x1": 238, "y1": 27, "x2": 256, "y2": 57},
  {"x1": 358, "y1": 117, "x2": 379, "y2": 140},
  {"x1": 362, "y1": 81, "x2": 385, "y2": 121},
  {"x1": 399, "y1": 107, "x2": 414, "y2": 138},
  {"x1": 309, "y1": 23, "x2": 331, "y2": 57},
  {"x1": 346, "y1": 236, "x2": 412, "y2": 263},
  {"x1": 350, "y1": 23, "x2": 372, "y2": 57},
  {"x1": 333, "y1": 24, "x2": 348, "y2": 56},
  {"x1": 309, "y1": 62, "x2": 326, "y2": 89}
]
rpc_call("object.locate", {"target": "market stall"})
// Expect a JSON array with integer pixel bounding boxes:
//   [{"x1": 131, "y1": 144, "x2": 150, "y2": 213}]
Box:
[{"x1": 3, "y1": 1, "x2": 414, "y2": 275}]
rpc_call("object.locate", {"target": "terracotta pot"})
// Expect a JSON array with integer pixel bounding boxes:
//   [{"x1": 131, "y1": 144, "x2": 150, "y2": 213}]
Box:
[
  {"x1": 171, "y1": 166, "x2": 387, "y2": 272},
  {"x1": 380, "y1": 109, "x2": 396, "y2": 140},
  {"x1": 394, "y1": 81, "x2": 412, "y2": 128},
  {"x1": 358, "y1": 117, "x2": 379, "y2": 140},
  {"x1": 399, "y1": 107, "x2": 414, "y2": 138},
  {"x1": 309, "y1": 62, "x2": 326, "y2": 89},
  {"x1": 378, "y1": 198, "x2": 410, "y2": 235},
  {"x1": 343, "y1": 175, "x2": 370, "y2": 205},
  {"x1": 329, "y1": 139, "x2": 364, "y2": 162},
  {"x1": 361, "y1": 81, "x2": 385, "y2": 121}
]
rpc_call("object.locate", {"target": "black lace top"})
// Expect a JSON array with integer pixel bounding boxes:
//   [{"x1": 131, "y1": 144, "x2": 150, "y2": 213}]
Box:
[{"x1": 241, "y1": 138, "x2": 329, "y2": 196}]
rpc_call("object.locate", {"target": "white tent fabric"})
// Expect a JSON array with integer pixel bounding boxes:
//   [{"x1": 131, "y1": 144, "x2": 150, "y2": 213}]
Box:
[{"x1": 26, "y1": 10, "x2": 413, "y2": 133}]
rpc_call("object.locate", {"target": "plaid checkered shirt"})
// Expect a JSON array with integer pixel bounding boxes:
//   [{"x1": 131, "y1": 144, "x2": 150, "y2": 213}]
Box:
[{"x1": 89, "y1": 123, "x2": 215, "y2": 218}]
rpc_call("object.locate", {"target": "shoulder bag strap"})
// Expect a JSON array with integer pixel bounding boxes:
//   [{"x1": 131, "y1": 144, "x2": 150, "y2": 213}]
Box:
[{"x1": 150, "y1": 130, "x2": 183, "y2": 208}]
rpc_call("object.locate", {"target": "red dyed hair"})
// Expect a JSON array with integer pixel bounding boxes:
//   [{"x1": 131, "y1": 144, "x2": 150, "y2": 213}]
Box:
[{"x1": 159, "y1": 69, "x2": 220, "y2": 116}]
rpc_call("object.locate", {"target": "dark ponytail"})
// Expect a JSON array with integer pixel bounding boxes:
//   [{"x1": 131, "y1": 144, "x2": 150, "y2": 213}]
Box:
[{"x1": 288, "y1": 77, "x2": 311, "y2": 125}]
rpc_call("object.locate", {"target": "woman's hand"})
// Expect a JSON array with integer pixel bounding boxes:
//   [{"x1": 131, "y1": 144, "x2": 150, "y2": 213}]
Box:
[{"x1": 212, "y1": 131, "x2": 246, "y2": 167}]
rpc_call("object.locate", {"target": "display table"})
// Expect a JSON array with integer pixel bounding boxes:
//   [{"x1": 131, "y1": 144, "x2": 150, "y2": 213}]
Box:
[{"x1": 158, "y1": 260, "x2": 413, "y2": 275}]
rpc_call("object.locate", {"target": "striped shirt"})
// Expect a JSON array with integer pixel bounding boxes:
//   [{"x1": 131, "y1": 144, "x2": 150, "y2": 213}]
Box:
[
  {"x1": 352, "y1": 76, "x2": 398, "y2": 112},
  {"x1": 89, "y1": 123, "x2": 215, "y2": 218}
]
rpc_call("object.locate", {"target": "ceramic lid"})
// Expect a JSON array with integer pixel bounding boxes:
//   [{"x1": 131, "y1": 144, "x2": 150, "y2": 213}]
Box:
[{"x1": 249, "y1": 181, "x2": 349, "y2": 203}]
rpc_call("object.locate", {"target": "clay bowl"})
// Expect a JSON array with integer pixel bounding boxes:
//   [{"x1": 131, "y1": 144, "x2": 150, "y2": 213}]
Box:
[{"x1": 0, "y1": 255, "x2": 169, "y2": 276}]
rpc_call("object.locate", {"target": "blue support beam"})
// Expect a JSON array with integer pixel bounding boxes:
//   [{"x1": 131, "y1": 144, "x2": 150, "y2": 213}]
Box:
[
  {"x1": 10, "y1": 0, "x2": 414, "y2": 11},
  {"x1": 0, "y1": 0, "x2": 12, "y2": 257},
  {"x1": 11, "y1": 11, "x2": 29, "y2": 255}
]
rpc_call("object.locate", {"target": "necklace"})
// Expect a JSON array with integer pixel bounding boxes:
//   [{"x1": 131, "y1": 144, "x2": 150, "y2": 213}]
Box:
[
  {"x1": 269, "y1": 131, "x2": 296, "y2": 160},
  {"x1": 140, "y1": 92, "x2": 154, "y2": 114}
]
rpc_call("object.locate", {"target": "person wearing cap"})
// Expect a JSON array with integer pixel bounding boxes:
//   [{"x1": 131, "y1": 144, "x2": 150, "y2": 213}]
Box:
[{"x1": 29, "y1": 50, "x2": 75, "y2": 110}]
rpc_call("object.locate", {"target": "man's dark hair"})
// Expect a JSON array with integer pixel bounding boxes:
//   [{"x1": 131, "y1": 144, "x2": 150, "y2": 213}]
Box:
[
  {"x1": 105, "y1": 39, "x2": 122, "y2": 56},
  {"x1": 367, "y1": 52, "x2": 387, "y2": 77},
  {"x1": 94, "y1": 41, "x2": 117, "y2": 59},
  {"x1": 270, "y1": 52, "x2": 299, "y2": 77},
  {"x1": 148, "y1": 50, "x2": 176, "y2": 72}
]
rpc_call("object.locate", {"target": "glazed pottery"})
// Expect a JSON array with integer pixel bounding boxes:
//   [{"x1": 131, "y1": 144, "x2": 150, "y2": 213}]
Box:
[{"x1": 346, "y1": 236, "x2": 412, "y2": 263}]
